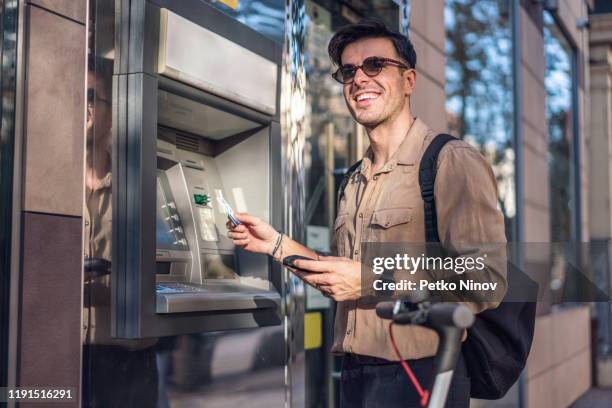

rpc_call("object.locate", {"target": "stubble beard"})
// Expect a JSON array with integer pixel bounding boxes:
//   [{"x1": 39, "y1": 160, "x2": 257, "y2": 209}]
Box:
[{"x1": 352, "y1": 99, "x2": 404, "y2": 131}]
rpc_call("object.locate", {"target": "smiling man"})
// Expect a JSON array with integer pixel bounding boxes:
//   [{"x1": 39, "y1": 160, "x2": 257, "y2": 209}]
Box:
[{"x1": 227, "y1": 18, "x2": 506, "y2": 407}]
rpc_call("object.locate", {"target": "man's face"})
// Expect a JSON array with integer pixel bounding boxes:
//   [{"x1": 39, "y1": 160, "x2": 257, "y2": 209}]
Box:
[
  {"x1": 87, "y1": 72, "x2": 112, "y2": 142},
  {"x1": 340, "y1": 37, "x2": 414, "y2": 128}
]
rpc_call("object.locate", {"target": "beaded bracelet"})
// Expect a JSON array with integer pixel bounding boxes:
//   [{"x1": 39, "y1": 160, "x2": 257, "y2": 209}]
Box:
[{"x1": 271, "y1": 233, "x2": 284, "y2": 259}]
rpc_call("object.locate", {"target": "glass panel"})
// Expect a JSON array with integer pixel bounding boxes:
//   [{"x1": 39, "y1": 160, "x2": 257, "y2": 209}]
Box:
[
  {"x1": 0, "y1": 0, "x2": 15, "y2": 391},
  {"x1": 302, "y1": 2, "x2": 399, "y2": 407},
  {"x1": 304, "y1": 0, "x2": 399, "y2": 230},
  {"x1": 543, "y1": 11, "x2": 575, "y2": 242},
  {"x1": 445, "y1": 0, "x2": 515, "y2": 240},
  {"x1": 204, "y1": 0, "x2": 285, "y2": 44},
  {"x1": 543, "y1": 11, "x2": 579, "y2": 305},
  {"x1": 84, "y1": 2, "x2": 285, "y2": 406},
  {"x1": 304, "y1": 1, "x2": 352, "y2": 229}
]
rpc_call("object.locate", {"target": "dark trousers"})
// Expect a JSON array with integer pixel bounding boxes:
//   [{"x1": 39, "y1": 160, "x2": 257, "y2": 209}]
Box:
[{"x1": 340, "y1": 353, "x2": 470, "y2": 408}]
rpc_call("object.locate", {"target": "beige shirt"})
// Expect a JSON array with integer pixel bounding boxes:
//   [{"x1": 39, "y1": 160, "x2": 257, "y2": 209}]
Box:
[
  {"x1": 331, "y1": 118, "x2": 507, "y2": 360},
  {"x1": 84, "y1": 171, "x2": 156, "y2": 349},
  {"x1": 84, "y1": 172, "x2": 112, "y2": 261}
]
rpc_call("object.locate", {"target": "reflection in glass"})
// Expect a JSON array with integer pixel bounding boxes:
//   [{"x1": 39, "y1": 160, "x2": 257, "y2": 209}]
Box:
[
  {"x1": 302, "y1": 2, "x2": 398, "y2": 407},
  {"x1": 280, "y1": 1, "x2": 307, "y2": 407},
  {"x1": 205, "y1": 0, "x2": 285, "y2": 44},
  {"x1": 158, "y1": 328, "x2": 285, "y2": 406},
  {"x1": 303, "y1": 0, "x2": 399, "y2": 228},
  {"x1": 85, "y1": 1, "x2": 287, "y2": 406},
  {"x1": 543, "y1": 11, "x2": 578, "y2": 304},
  {"x1": 544, "y1": 11, "x2": 575, "y2": 243},
  {"x1": 304, "y1": 1, "x2": 351, "y2": 228},
  {"x1": 445, "y1": 0, "x2": 515, "y2": 239},
  {"x1": 0, "y1": 0, "x2": 18, "y2": 390}
]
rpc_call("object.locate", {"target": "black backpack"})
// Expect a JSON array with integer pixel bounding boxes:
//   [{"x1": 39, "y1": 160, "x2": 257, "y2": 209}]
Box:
[{"x1": 338, "y1": 133, "x2": 537, "y2": 399}]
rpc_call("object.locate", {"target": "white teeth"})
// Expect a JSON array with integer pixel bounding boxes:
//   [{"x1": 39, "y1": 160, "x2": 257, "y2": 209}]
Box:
[{"x1": 356, "y1": 92, "x2": 379, "y2": 102}]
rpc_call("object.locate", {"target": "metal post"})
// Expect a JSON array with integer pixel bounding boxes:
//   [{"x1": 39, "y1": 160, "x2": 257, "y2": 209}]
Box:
[
  {"x1": 512, "y1": 1, "x2": 527, "y2": 407},
  {"x1": 282, "y1": 0, "x2": 307, "y2": 406}
]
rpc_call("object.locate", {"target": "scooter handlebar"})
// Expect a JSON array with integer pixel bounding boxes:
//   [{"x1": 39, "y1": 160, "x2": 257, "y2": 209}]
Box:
[
  {"x1": 427, "y1": 303, "x2": 474, "y2": 330},
  {"x1": 375, "y1": 300, "x2": 474, "y2": 408},
  {"x1": 376, "y1": 301, "x2": 474, "y2": 331},
  {"x1": 375, "y1": 301, "x2": 397, "y2": 320}
]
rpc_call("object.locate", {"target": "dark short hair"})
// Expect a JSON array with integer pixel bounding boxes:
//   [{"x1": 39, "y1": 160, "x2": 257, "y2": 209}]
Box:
[{"x1": 328, "y1": 18, "x2": 416, "y2": 69}]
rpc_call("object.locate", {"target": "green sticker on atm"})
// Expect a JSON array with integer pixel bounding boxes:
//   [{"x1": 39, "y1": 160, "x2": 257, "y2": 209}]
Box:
[{"x1": 194, "y1": 194, "x2": 209, "y2": 205}]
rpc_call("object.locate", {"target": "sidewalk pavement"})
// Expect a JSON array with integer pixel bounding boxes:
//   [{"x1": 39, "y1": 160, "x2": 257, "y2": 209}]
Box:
[{"x1": 571, "y1": 388, "x2": 612, "y2": 407}]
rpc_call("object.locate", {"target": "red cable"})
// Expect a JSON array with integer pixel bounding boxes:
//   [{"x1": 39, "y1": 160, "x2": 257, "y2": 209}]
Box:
[{"x1": 389, "y1": 322, "x2": 430, "y2": 407}]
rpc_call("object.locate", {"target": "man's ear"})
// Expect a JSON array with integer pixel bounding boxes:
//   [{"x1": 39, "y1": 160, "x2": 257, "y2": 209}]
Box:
[{"x1": 404, "y1": 68, "x2": 417, "y2": 96}]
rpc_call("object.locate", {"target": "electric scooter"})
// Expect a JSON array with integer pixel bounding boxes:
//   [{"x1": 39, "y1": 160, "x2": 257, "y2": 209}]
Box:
[{"x1": 376, "y1": 294, "x2": 474, "y2": 408}]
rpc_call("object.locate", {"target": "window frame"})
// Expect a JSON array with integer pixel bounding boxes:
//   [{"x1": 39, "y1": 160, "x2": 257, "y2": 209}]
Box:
[{"x1": 543, "y1": 9, "x2": 582, "y2": 243}]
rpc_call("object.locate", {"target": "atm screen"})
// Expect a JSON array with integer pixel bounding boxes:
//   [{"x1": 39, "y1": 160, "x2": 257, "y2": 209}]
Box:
[{"x1": 156, "y1": 171, "x2": 189, "y2": 251}]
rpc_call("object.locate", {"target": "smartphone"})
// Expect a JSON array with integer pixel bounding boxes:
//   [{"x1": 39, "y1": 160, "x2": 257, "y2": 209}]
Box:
[{"x1": 282, "y1": 255, "x2": 315, "y2": 273}]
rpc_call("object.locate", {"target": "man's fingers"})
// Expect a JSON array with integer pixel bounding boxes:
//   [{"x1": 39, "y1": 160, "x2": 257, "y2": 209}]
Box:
[
  {"x1": 293, "y1": 269, "x2": 321, "y2": 282},
  {"x1": 319, "y1": 285, "x2": 333, "y2": 296},
  {"x1": 292, "y1": 270, "x2": 315, "y2": 286},
  {"x1": 233, "y1": 238, "x2": 250, "y2": 246},
  {"x1": 234, "y1": 212, "x2": 260, "y2": 226},
  {"x1": 226, "y1": 222, "x2": 247, "y2": 232},
  {"x1": 318, "y1": 255, "x2": 346, "y2": 262},
  {"x1": 233, "y1": 224, "x2": 247, "y2": 232},
  {"x1": 293, "y1": 259, "x2": 329, "y2": 273},
  {"x1": 292, "y1": 269, "x2": 306, "y2": 280},
  {"x1": 227, "y1": 231, "x2": 248, "y2": 240},
  {"x1": 302, "y1": 273, "x2": 332, "y2": 287}
]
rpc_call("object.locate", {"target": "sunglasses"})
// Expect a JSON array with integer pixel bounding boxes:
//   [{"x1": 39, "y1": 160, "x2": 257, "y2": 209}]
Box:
[
  {"x1": 332, "y1": 56, "x2": 411, "y2": 84},
  {"x1": 87, "y1": 88, "x2": 111, "y2": 107}
]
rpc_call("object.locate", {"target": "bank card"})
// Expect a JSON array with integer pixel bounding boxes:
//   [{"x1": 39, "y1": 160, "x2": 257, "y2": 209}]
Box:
[{"x1": 217, "y1": 196, "x2": 242, "y2": 226}]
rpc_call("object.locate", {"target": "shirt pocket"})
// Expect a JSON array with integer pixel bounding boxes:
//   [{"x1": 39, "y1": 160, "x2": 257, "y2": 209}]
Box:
[
  {"x1": 371, "y1": 207, "x2": 413, "y2": 228},
  {"x1": 333, "y1": 213, "x2": 350, "y2": 257},
  {"x1": 368, "y1": 207, "x2": 413, "y2": 242}
]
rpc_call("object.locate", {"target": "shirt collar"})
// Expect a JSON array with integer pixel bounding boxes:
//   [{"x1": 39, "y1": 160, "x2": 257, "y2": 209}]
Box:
[
  {"x1": 359, "y1": 148, "x2": 374, "y2": 175},
  {"x1": 395, "y1": 117, "x2": 430, "y2": 166},
  {"x1": 88, "y1": 172, "x2": 112, "y2": 192},
  {"x1": 359, "y1": 117, "x2": 430, "y2": 175}
]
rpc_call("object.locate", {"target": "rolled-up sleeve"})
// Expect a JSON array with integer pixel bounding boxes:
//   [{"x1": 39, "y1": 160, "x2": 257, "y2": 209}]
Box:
[{"x1": 434, "y1": 143, "x2": 508, "y2": 312}]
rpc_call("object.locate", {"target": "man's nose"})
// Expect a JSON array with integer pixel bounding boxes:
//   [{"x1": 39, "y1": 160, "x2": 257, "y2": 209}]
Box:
[{"x1": 353, "y1": 66, "x2": 371, "y2": 86}]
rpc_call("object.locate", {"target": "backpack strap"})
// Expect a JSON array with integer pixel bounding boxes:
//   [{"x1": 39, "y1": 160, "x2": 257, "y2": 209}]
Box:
[
  {"x1": 419, "y1": 134, "x2": 457, "y2": 243},
  {"x1": 337, "y1": 159, "x2": 362, "y2": 208}
]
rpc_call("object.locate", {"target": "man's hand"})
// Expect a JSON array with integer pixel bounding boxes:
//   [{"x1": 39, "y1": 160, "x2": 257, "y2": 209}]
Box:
[
  {"x1": 292, "y1": 256, "x2": 361, "y2": 301},
  {"x1": 226, "y1": 213, "x2": 278, "y2": 255}
]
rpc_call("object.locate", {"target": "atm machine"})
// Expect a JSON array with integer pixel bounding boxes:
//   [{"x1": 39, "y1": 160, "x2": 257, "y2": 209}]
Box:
[
  {"x1": 112, "y1": 2, "x2": 284, "y2": 339},
  {"x1": 154, "y1": 95, "x2": 279, "y2": 314}
]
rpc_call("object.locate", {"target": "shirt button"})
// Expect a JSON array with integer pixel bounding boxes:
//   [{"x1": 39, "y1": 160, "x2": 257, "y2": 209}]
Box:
[
  {"x1": 354, "y1": 249, "x2": 359, "y2": 255},
  {"x1": 346, "y1": 329, "x2": 352, "y2": 335},
  {"x1": 373, "y1": 175, "x2": 379, "y2": 180},
  {"x1": 358, "y1": 213, "x2": 363, "y2": 218},
  {"x1": 85, "y1": 220, "x2": 90, "y2": 226}
]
